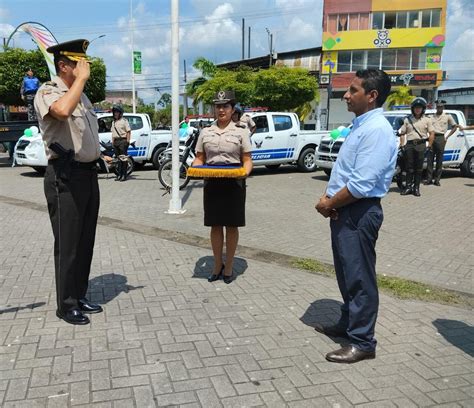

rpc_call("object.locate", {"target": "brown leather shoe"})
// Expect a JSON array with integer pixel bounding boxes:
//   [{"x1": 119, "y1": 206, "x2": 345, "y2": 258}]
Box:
[
  {"x1": 326, "y1": 345, "x2": 375, "y2": 364},
  {"x1": 314, "y1": 323, "x2": 348, "y2": 338}
]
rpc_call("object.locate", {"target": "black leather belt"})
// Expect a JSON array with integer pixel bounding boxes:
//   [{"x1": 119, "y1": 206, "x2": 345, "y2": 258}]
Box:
[
  {"x1": 435, "y1": 133, "x2": 445, "y2": 137},
  {"x1": 406, "y1": 139, "x2": 426, "y2": 146},
  {"x1": 48, "y1": 159, "x2": 97, "y2": 170}
]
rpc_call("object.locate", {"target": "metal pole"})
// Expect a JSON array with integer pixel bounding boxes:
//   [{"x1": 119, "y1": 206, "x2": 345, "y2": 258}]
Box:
[
  {"x1": 248, "y1": 27, "x2": 251, "y2": 59},
  {"x1": 130, "y1": 0, "x2": 136, "y2": 113},
  {"x1": 168, "y1": 0, "x2": 184, "y2": 214},
  {"x1": 269, "y1": 34, "x2": 273, "y2": 66},
  {"x1": 326, "y1": 67, "x2": 332, "y2": 130},
  {"x1": 241, "y1": 18, "x2": 245, "y2": 60},
  {"x1": 183, "y1": 59, "x2": 188, "y2": 117}
]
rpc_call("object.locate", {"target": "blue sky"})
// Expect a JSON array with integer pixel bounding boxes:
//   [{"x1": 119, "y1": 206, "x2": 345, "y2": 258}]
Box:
[{"x1": 1, "y1": 0, "x2": 473, "y2": 104}]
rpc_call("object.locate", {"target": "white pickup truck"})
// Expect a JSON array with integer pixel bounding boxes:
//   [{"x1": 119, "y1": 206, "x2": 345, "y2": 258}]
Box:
[
  {"x1": 14, "y1": 112, "x2": 172, "y2": 173},
  {"x1": 248, "y1": 111, "x2": 327, "y2": 172},
  {"x1": 315, "y1": 109, "x2": 474, "y2": 178}
]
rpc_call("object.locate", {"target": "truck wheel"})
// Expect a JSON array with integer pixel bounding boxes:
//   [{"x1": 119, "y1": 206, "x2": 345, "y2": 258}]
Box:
[
  {"x1": 461, "y1": 151, "x2": 474, "y2": 178},
  {"x1": 265, "y1": 164, "x2": 281, "y2": 170},
  {"x1": 32, "y1": 166, "x2": 45, "y2": 175},
  {"x1": 297, "y1": 147, "x2": 317, "y2": 172},
  {"x1": 323, "y1": 169, "x2": 331, "y2": 177},
  {"x1": 152, "y1": 147, "x2": 166, "y2": 169}
]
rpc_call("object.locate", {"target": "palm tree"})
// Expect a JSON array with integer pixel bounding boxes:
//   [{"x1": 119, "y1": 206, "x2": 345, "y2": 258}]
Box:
[
  {"x1": 185, "y1": 57, "x2": 217, "y2": 105},
  {"x1": 385, "y1": 85, "x2": 413, "y2": 109}
]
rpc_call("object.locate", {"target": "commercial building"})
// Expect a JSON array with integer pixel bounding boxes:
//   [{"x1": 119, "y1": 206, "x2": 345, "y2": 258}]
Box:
[
  {"x1": 321, "y1": 0, "x2": 447, "y2": 128},
  {"x1": 438, "y1": 87, "x2": 474, "y2": 126}
]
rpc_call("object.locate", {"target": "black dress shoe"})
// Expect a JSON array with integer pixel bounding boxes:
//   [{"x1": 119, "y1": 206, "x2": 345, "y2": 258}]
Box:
[
  {"x1": 314, "y1": 323, "x2": 348, "y2": 338},
  {"x1": 423, "y1": 180, "x2": 433, "y2": 185},
  {"x1": 79, "y1": 298, "x2": 103, "y2": 314},
  {"x1": 56, "y1": 309, "x2": 90, "y2": 325},
  {"x1": 208, "y1": 265, "x2": 224, "y2": 282},
  {"x1": 223, "y1": 274, "x2": 233, "y2": 284},
  {"x1": 326, "y1": 345, "x2": 375, "y2": 364},
  {"x1": 434, "y1": 180, "x2": 441, "y2": 186}
]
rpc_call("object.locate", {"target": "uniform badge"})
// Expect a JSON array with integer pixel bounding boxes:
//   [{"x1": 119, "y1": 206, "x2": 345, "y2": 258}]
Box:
[{"x1": 217, "y1": 91, "x2": 226, "y2": 100}]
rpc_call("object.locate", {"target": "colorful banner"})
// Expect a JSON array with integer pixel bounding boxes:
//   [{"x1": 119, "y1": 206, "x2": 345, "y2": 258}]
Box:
[{"x1": 16, "y1": 22, "x2": 58, "y2": 79}]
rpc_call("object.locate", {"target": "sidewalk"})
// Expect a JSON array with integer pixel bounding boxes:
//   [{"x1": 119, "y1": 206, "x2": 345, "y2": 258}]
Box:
[{"x1": 1, "y1": 200, "x2": 473, "y2": 407}]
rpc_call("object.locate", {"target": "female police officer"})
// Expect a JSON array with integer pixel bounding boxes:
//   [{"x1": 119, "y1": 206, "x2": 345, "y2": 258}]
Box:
[
  {"x1": 399, "y1": 97, "x2": 434, "y2": 196},
  {"x1": 193, "y1": 91, "x2": 253, "y2": 284}
]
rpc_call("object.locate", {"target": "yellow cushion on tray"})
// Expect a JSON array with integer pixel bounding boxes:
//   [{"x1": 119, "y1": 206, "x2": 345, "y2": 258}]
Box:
[{"x1": 187, "y1": 166, "x2": 246, "y2": 178}]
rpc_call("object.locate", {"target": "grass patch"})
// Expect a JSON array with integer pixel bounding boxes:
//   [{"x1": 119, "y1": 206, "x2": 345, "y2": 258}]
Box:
[{"x1": 292, "y1": 258, "x2": 473, "y2": 307}]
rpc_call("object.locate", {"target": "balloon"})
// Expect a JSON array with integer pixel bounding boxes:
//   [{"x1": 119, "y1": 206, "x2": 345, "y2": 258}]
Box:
[
  {"x1": 30, "y1": 126, "x2": 39, "y2": 135},
  {"x1": 24, "y1": 128, "x2": 33, "y2": 137},
  {"x1": 337, "y1": 126, "x2": 345, "y2": 131},
  {"x1": 340, "y1": 127, "x2": 351, "y2": 137},
  {"x1": 178, "y1": 127, "x2": 188, "y2": 139},
  {"x1": 330, "y1": 129, "x2": 340, "y2": 140}
]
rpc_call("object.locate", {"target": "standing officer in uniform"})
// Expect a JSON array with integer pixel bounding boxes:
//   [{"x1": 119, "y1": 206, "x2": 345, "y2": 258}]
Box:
[
  {"x1": 424, "y1": 100, "x2": 457, "y2": 186},
  {"x1": 34, "y1": 39, "x2": 103, "y2": 325},
  {"x1": 398, "y1": 97, "x2": 434, "y2": 196},
  {"x1": 315, "y1": 69, "x2": 397, "y2": 363},
  {"x1": 111, "y1": 105, "x2": 131, "y2": 181},
  {"x1": 20, "y1": 68, "x2": 41, "y2": 120},
  {"x1": 232, "y1": 103, "x2": 256, "y2": 135}
]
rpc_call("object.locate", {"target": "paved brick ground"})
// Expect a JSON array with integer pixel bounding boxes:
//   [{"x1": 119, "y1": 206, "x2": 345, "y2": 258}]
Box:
[
  {"x1": 1, "y1": 176, "x2": 473, "y2": 407},
  {"x1": 1, "y1": 155, "x2": 473, "y2": 293}
]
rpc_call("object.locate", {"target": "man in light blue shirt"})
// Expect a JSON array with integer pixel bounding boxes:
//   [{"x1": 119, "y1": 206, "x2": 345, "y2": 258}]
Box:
[{"x1": 315, "y1": 69, "x2": 397, "y2": 364}]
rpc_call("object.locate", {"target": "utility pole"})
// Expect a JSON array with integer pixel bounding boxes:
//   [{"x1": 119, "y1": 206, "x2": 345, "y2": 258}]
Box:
[
  {"x1": 130, "y1": 0, "x2": 136, "y2": 113},
  {"x1": 248, "y1": 27, "x2": 251, "y2": 59},
  {"x1": 326, "y1": 67, "x2": 332, "y2": 130},
  {"x1": 183, "y1": 59, "x2": 188, "y2": 116},
  {"x1": 168, "y1": 0, "x2": 184, "y2": 214},
  {"x1": 241, "y1": 18, "x2": 245, "y2": 60},
  {"x1": 265, "y1": 28, "x2": 273, "y2": 67}
]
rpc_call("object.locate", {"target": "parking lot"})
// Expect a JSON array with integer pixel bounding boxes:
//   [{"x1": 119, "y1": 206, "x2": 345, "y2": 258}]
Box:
[{"x1": 1, "y1": 156, "x2": 473, "y2": 294}]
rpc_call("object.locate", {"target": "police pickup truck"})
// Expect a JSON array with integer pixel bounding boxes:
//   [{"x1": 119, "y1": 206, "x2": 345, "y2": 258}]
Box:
[
  {"x1": 14, "y1": 112, "x2": 172, "y2": 173},
  {"x1": 315, "y1": 109, "x2": 474, "y2": 178},
  {"x1": 248, "y1": 111, "x2": 327, "y2": 172}
]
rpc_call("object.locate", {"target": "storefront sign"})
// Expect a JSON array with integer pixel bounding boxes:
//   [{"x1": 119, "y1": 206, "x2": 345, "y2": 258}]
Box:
[{"x1": 388, "y1": 72, "x2": 438, "y2": 86}]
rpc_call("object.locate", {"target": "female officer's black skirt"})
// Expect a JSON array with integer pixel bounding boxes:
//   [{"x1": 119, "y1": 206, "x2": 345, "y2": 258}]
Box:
[{"x1": 204, "y1": 178, "x2": 246, "y2": 227}]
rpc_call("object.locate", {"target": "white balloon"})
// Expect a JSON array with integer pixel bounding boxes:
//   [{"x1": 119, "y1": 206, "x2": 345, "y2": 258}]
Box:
[
  {"x1": 30, "y1": 126, "x2": 39, "y2": 135},
  {"x1": 337, "y1": 126, "x2": 345, "y2": 131}
]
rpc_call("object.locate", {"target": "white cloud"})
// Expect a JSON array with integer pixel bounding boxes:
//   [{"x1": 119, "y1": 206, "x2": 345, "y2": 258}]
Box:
[{"x1": 0, "y1": 23, "x2": 15, "y2": 38}]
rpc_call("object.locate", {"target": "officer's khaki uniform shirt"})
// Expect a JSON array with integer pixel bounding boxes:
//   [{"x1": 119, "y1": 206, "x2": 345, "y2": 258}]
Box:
[
  {"x1": 399, "y1": 115, "x2": 434, "y2": 141},
  {"x1": 431, "y1": 113, "x2": 455, "y2": 135},
  {"x1": 240, "y1": 113, "x2": 256, "y2": 130},
  {"x1": 111, "y1": 117, "x2": 131, "y2": 140},
  {"x1": 34, "y1": 76, "x2": 100, "y2": 162},
  {"x1": 196, "y1": 121, "x2": 252, "y2": 165}
]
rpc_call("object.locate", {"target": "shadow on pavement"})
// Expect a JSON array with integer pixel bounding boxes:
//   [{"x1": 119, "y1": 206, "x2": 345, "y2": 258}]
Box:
[
  {"x1": 19, "y1": 171, "x2": 43, "y2": 178},
  {"x1": 192, "y1": 255, "x2": 248, "y2": 282},
  {"x1": 0, "y1": 302, "x2": 46, "y2": 314},
  {"x1": 182, "y1": 181, "x2": 203, "y2": 206},
  {"x1": 433, "y1": 319, "x2": 474, "y2": 357},
  {"x1": 88, "y1": 273, "x2": 145, "y2": 305}
]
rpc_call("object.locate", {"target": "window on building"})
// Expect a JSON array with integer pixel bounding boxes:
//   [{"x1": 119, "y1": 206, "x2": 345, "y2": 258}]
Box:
[
  {"x1": 338, "y1": 14, "x2": 348, "y2": 31},
  {"x1": 431, "y1": 9, "x2": 441, "y2": 26},
  {"x1": 337, "y1": 51, "x2": 352, "y2": 72},
  {"x1": 411, "y1": 49, "x2": 420, "y2": 69},
  {"x1": 372, "y1": 12, "x2": 384, "y2": 29},
  {"x1": 327, "y1": 15, "x2": 337, "y2": 32},
  {"x1": 421, "y1": 9, "x2": 431, "y2": 27},
  {"x1": 396, "y1": 11, "x2": 407, "y2": 28},
  {"x1": 418, "y1": 49, "x2": 427, "y2": 69},
  {"x1": 384, "y1": 12, "x2": 397, "y2": 29},
  {"x1": 367, "y1": 50, "x2": 381, "y2": 69},
  {"x1": 359, "y1": 13, "x2": 369, "y2": 29},
  {"x1": 349, "y1": 14, "x2": 359, "y2": 31},
  {"x1": 352, "y1": 51, "x2": 365, "y2": 71},
  {"x1": 396, "y1": 49, "x2": 411, "y2": 70},
  {"x1": 408, "y1": 11, "x2": 419, "y2": 28},
  {"x1": 382, "y1": 49, "x2": 396, "y2": 71}
]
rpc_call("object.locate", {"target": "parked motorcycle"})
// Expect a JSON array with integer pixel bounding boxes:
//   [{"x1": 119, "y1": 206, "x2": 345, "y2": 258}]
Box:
[
  {"x1": 98, "y1": 140, "x2": 135, "y2": 178},
  {"x1": 158, "y1": 129, "x2": 199, "y2": 190}
]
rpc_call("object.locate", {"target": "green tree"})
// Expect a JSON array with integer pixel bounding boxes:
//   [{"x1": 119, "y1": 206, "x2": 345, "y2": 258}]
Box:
[
  {"x1": 185, "y1": 57, "x2": 217, "y2": 103},
  {"x1": 157, "y1": 92, "x2": 171, "y2": 108},
  {"x1": 0, "y1": 48, "x2": 106, "y2": 106},
  {"x1": 385, "y1": 85, "x2": 413, "y2": 109}
]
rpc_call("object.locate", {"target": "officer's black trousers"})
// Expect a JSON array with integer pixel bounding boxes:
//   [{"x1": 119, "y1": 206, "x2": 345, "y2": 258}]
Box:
[
  {"x1": 44, "y1": 165, "x2": 100, "y2": 313},
  {"x1": 426, "y1": 135, "x2": 446, "y2": 182},
  {"x1": 404, "y1": 142, "x2": 425, "y2": 187},
  {"x1": 330, "y1": 198, "x2": 383, "y2": 352}
]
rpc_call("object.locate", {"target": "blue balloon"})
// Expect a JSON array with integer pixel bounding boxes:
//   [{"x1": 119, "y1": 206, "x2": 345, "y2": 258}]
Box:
[
  {"x1": 178, "y1": 128, "x2": 188, "y2": 139},
  {"x1": 340, "y1": 127, "x2": 351, "y2": 138}
]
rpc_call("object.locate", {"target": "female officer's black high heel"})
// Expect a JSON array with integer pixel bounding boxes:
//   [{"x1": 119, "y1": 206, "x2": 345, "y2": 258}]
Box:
[{"x1": 208, "y1": 264, "x2": 224, "y2": 282}]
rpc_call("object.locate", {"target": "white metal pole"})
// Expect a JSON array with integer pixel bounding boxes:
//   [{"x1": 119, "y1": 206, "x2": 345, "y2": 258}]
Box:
[
  {"x1": 130, "y1": 0, "x2": 136, "y2": 113},
  {"x1": 167, "y1": 0, "x2": 184, "y2": 214}
]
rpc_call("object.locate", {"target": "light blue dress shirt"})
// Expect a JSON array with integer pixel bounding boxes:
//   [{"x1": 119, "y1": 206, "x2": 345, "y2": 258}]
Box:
[{"x1": 326, "y1": 108, "x2": 398, "y2": 199}]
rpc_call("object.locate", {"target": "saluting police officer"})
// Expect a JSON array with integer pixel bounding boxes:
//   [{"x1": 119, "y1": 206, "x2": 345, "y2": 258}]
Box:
[
  {"x1": 425, "y1": 100, "x2": 457, "y2": 186},
  {"x1": 34, "y1": 39, "x2": 103, "y2": 325},
  {"x1": 398, "y1": 97, "x2": 434, "y2": 197}
]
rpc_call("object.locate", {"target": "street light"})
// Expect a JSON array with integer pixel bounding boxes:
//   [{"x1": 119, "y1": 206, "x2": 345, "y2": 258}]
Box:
[
  {"x1": 265, "y1": 28, "x2": 273, "y2": 67},
  {"x1": 89, "y1": 34, "x2": 106, "y2": 45}
]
